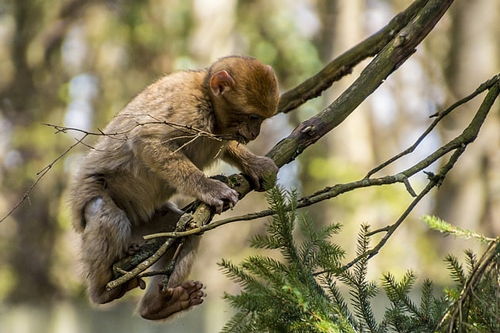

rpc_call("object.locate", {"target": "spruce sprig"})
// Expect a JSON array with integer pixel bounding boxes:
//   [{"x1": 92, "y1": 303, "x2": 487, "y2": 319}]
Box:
[{"x1": 220, "y1": 186, "x2": 498, "y2": 333}]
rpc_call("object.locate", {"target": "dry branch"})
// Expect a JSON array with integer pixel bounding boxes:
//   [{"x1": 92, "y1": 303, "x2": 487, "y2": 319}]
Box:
[
  {"x1": 341, "y1": 81, "x2": 500, "y2": 272},
  {"x1": 278, "y1": 0, "x2": 430, "y2": 113}
]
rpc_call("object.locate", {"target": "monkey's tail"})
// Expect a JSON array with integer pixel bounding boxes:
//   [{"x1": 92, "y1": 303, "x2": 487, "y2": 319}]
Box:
[{"x1": 69, "y1": 172, "x2": 109, "y2": 232}]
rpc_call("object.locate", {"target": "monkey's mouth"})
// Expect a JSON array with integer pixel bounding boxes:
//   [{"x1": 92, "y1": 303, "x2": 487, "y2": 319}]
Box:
[{"x1": 235, "y1": 134, "x2": 250, "y2": 144}]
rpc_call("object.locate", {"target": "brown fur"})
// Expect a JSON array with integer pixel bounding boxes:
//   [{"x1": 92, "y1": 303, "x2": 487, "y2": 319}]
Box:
[{"x1": 69, "y1": 56, "x2": 279, "y2": 320}]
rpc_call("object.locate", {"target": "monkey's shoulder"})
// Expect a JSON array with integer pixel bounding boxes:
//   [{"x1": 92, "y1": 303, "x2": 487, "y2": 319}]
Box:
[
  {"x1": 113, "y1": 70, "x2": 212, "y2": 126},
  {"x1": 141, "y1": 70, "x2": 208, "y2": 102}
]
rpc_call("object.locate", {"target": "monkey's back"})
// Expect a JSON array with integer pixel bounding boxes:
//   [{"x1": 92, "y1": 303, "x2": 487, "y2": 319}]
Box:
[{"x1": 69, "y1": 69, "x2": 225, "y2": 231}]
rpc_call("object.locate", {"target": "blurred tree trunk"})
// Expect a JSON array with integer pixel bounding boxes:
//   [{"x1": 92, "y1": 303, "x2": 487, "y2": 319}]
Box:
[
  {"x1": 298, "y1": 0, "x2": 339, "y2": 226},
  {"x1": 1, "y1": 0, "x2": 60, "y2": 303},
  {"x1": 436, "y1": 0, "x2": 500, "y2": 236},
  {"x1": 326, "y1": 0, "x2": 373, "y2": 168},
  {"x1": 323, "y1": 0, "x2": 375, "y2": 254}
]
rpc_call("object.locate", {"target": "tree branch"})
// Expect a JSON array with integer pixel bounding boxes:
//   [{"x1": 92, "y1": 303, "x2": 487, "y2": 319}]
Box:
[
  {"x1": 144, "y1": 76, "x2": 499, "y2": 240},
  {"x1": 277, "y1": 0, "x2": 430, "y2": 113},
  {"x1": 339, "y1": 81, "x2": 500, "y2": 273},
  {"x1": 365, "y1": 74, "x2": 500, "y2": 178}
]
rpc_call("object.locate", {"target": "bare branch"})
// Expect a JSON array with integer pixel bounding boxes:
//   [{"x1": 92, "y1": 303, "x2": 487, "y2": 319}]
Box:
[
  {"x1": 0, "y1": 134, "x2": 89, "y2": 223},
  {"x1": 338, "y1": 81, "x2": 500, "y2": 273},
  {"x1": 44, "y1": 119, "x2": 226, "y2": 142},
  {"x1": 364, "y1": 73, "x2": 500, "y2": 178},
  {"x1": 278, "y1": 0, "x2": 430, "y2": 113},
  {"x1": 144, "y1": 173, "x2": 416, "y2": 240}
]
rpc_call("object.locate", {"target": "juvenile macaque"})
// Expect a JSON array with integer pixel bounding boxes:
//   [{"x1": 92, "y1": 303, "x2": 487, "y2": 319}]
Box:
[{"x1": 69, "y1": 56, "x2": 279, "y2": 320}]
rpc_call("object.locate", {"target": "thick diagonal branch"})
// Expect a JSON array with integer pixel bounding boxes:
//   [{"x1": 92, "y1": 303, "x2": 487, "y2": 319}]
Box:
[{"x1": 277, "y1": 0, "x2": 430, "y2": 113}]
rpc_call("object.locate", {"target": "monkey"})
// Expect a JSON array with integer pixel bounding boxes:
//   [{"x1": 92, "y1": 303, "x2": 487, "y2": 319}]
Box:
[{"x1": 69, "y1": 56, "x2": 280, "y2": 320}]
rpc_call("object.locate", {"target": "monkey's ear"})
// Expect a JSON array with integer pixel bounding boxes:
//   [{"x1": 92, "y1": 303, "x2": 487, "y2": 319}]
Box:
[{"x1": 210, "y1": 70, "x2": 235, "y2": 96}]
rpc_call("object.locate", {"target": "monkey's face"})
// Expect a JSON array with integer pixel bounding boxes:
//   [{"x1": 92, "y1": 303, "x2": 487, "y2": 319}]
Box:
[
  {"x1": 225, "y1": 111, "x2": 265, "y2": 144},
  {"x1": 208, "y1": 56, "x2": 279, "y2": 143},
  {"x1": 214, "y1": 96, "x2": 276, "y2": 144}
]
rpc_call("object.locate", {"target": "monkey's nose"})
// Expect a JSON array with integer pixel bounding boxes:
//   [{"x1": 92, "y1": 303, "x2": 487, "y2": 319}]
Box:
[{"x1": 249, "y1": 131, "x2": 259, "y2": 140}]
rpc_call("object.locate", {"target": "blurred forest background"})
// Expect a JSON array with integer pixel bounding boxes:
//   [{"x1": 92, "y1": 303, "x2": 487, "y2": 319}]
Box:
[{"x1": 0, "y1": 0, "x2": 498, "y2": 332}]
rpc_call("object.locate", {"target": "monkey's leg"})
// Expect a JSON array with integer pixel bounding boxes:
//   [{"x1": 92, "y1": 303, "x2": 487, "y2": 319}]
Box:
[
  {"x1": 82, "y1": 196, "x2": 139, "y2": 304},
  {"x1": 134, "y1": 204, "x2": 204, "y2": 320}
]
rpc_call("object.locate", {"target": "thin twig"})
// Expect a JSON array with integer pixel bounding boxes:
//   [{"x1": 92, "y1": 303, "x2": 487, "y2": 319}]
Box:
[
  {"x1": 44, "y1": 120, "x2": 225, "y2": 142},
  {"x1": 0, "y1": 134, "x2": 89, "y2": 223},
  {"x1": 143, "y1": 174, "x2": 413, "y2": 240},
  {"x1": 364, "y1": 74, "x2": 499, "y2": 178},
  {"x1": 321, "y1": 82, "x2": 500, "y2": 275},
  {"x1": 171, "y1": 133, "x2": 202, "y2": 155},
  {"x1": 337, "y1": 147, "x2": 465, "y2": 274},
  {"x1": 435, "y1": 241, "x2": 499, "y2": 331}
]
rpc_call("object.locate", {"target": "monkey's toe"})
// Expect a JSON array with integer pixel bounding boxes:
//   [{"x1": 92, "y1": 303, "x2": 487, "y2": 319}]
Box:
[
  {"x1": 183, "y1": 281, "x2": 205, "y2": 307},
  {"x1": 181, "y1": 280, "x2": 204, "y2": 294},
  {"x1": 145, "y1": 280, "x2": 205, "y2": 320},
  {"x1": 139, "y1": 281, "x2": 206, "y2": 320},
  {"x1": 161, "y1": 280, "x2": 204, "y2": 300}
]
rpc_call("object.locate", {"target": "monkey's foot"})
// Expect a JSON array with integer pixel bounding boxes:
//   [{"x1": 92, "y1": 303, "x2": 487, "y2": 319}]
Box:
[
  {"x1": 161, "y1": 280, "x2": 205, "y2": 314},
  {"x1": 140, "y1": 280, "x2": 205, "y2": 320}
]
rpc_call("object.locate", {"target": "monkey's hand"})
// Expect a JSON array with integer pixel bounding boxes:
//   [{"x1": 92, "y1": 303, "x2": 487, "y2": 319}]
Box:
[
  {"x1": 244, "y1": 156, "x2": 279, "y2": 192},
  {"x1": 199, "y1": 179, "x2": 239, "y2": 213}
]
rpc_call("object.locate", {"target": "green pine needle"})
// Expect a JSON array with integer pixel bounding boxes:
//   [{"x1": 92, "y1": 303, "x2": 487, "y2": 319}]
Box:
[
  {"x1": 422, "y1": 215, "x2": 496, "y2": 243},
  {"x1": 220, "y1": 186, "x2": 498, "y2": 332}
]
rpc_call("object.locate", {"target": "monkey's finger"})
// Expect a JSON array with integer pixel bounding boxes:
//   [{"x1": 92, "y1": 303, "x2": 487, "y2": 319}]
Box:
[
  {"x1": 227, "y1": 188, "x2": 239, "y2": 204},
  {"x1": 138, "y1": 278, "x2": 146, "y2": 290},
  {"x1": 249, "y1": 173, "x2": 263, "y2": 191},
  {"x1": 213, "y1": 200, "x2": 224, "y2": 214}
]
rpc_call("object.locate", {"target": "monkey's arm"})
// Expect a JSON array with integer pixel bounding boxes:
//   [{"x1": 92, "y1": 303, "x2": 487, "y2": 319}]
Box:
[
  {"x1": 222, "y1": 141, "x2": 278, "y2": 191},
  {"x1": 138, "y1": 138, "x2": 238, "y2": 212}
]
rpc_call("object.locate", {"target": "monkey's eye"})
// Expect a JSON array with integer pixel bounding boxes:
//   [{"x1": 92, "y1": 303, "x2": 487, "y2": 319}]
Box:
[{"x1": 249, "y1": 114, "x2": 261, "y2": 121}]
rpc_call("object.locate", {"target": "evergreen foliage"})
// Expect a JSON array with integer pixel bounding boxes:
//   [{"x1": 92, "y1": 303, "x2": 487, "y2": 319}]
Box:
[
  {"x1": 220, "y1": 187, "x2": 499, "y2": 333},
  {"x1": 423, "y1": 215, "x2": 496, "y2": 243}
]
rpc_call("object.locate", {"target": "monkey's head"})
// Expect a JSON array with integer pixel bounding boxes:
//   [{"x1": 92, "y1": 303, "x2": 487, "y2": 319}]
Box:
[{"x1": 208, "y1": 56, "x2": 279, "y2": 144}]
